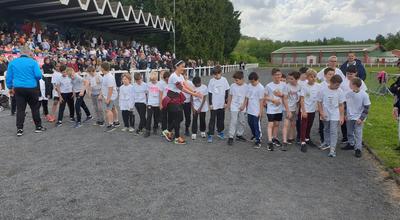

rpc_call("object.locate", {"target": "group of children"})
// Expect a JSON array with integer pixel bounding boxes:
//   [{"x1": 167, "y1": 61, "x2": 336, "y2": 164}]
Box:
[{"x1": 37, "y1": 61, "x2": 370, "y2": 158}]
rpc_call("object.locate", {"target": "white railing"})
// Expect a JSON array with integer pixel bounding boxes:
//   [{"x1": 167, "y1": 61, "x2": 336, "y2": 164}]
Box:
[{"x1": 280, "y1": 63, "x2": 399, "y2": 68}]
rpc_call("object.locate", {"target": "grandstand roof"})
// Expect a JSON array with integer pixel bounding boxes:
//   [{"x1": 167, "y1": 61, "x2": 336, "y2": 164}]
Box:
[
  {"x1": 0, "y1": 0, "x2": 174, "y2": 34},
  {"x1": 272, "y1": 44, "x2": 378, "y2": 54}
]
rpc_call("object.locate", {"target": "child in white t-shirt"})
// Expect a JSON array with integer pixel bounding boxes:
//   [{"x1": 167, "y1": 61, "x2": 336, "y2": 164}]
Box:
[
  {"x1": 265, "y1": 68, "x2": 289, "y2": 150},
  {"x1": 345, "y1": 77, "x2": 371, "y2": 158},
  {"x1": 71, "y1": 70, "x2": 92, "y2": 128},
  {"x1": 50, "y1": 64, "x2": 62, "y2": 122},
  {"x1": 318, "y1": 75, "x2": 345, "y2": 157},
  {"x1": 183, "y1": 71, "x2": 194, "y2": 136},
  {"x1": 86, "y1": 66, "x2": 104, "y2": 126},
  {"x1": 55, "y1": 66, "x2": 74, "y2": 127},
  {"x1": 119, "y1": 73, "x2": 135, "y2": 132},
  {"x1": 100, "y1": 62, "x2": 119, "y2": 132},
  {"x1": 207, "y1": 65, "x2": 230, "y2": 143},
  {"x1": 299, "y1": 69, "x2": 321, "y2": 152},
  {"x1": 133, "y1": 72, "x2": 148, "y2": 135},
  {"x1": 245, "y1": 72, "x2": 265, "y2": 149},
  {"x1": 159, "y1": 71, "x2": 170, "y2": 132},
  {"x1": 318, "y1": 67, "x2": 335, "y2": 148},
  {"x1": 191, "y1": 76, "x2": 208, "y2": 140},
  {"x1": 282, "y1": 71, "x2": 301, "y2": 149},
  {"x1": 145, "y1": 71, "x2": 162, "y2": 137},
  {"x1": 39, "y1": 78, "x2": 49, "y2": 120},
  {"x1": 227, "y1": 71, "x2": 248, "y2": 145}
]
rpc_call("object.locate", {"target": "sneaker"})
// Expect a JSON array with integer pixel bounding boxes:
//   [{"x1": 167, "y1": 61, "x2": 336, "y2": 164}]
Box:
[
  {"x1": 69, "y1": 117, "x2": 75, "y2": 122},
  {"x1": 48, "y1": 115, "x2": 56, "y2": 122},
  {"x1": 281, "y1": 143, "x2": 288, "y2": 151},
  {"x1": 94, "y1": 121, "x2": 105, "y2": 126},
  {"x1": 16, "y1": 129, "x2": 23, "y2": 137},
  {"x1": 185, "y1": 128, "x2": 190, "y2": 137},
  {"x1": 341, "y1": 143, "x2": 354, "y2": 151},
  {"x1": 236, "y1": 135, "x2": 247, "y2": 142},
  {"x1": 136, "y1": 129, "x2": 143, "y2": 135},
  {"x1": 254, "y1": 141, "x2": 262, "y2": 149},
  {"x1": 73, "y1": 122, "x2": 82, "y2": 128},
  {"x1": 56, "y1": 121, "x2": 62, "y2": 127},
  {"x1": 162, "y1": 130, "x2": 173, "y2": 142},
  {"x1": 129, "y1": 127, "x2": 135, "y2": 133},
  {"x1": 306, "y1": 140, "x2": 316, "y2": 147},
  {"x1": 144, "y1": 130, "x2": 151, "y2": 138},
  {"x1": 287, "y1": 139, "x2": 295, "y2": 145},
  {"x1": 207, "y1": 135, "x2": 213, "y2": 143},
  {"x1": 121, "y1": 127, "x2": 129, "y2": 132},
  {"x1": 192, "y1": 134, "x2": 197, "y2": 140},
  {"x1": 227, "y1": 138, "x2": 234, "y2": 146},
  {"x1": 250, "y1": 136, "x2": 255, "y2": 142},
  {"x1": 0, "y1": 106, "x2": 4, "y2": 112},
  {"x1": 113, "y1": 121, "x2": 121, "y2": 127},
  {"x1": 83, "y1": 115, "x2": 93, "y2": 122},
  {"x1": 267, "y1": 142, "x2": 274, "y2": 151},
  {"x1": 355, "y1": 149, "x2": 362, "y2": 158},
  {"x1": 341, "y1": 138, "x2": 348, "y2": 144},
  {"x1": 319, "y1": 143, "x2": 330, "y2": 151},
  {"x1": 104, "y1": 125, "x2": 116, "y2": 132},
  {"x1": 272, "y1": 138, "x2": 281, "y2": 147},
  {"x1": 328, "y1": 151, "x2": 336, "y2": 157},
  {"x1": 217, "y1": 132, "x2": 225, "y2": 140},
  {"x1": 200, "y1": 132, "x2": 207, "y2": 138},
  {"x1": 174, "y1": 137, "x2": 186, "y2": 145},
  {"x1": 300, "y1": 143, "x2": 307, "y2": 153}
]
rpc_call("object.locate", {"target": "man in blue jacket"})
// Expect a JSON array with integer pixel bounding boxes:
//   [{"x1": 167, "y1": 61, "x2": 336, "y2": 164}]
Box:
[
  {"x1": 6, "y1": 46, "x2": 46, "y2": 136},
  {"x1": 340, "y1": 52, "x2": 367, "y2": 81}
]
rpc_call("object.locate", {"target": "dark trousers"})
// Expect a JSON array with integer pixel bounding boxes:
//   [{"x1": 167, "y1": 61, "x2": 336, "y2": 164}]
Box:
[
  {"x1": 122, "y1": 110, "x2": 134, "y2": 128},
  {"x1": 167, "y1": 104, "x2": 183, "y2": 138},
  {"x1": 319, "y1": 119, "x2": 324, "y2": 143},
  {"x1": 146, "y1": 106, "x2": 160, "y2": 131},
  {"x1": 161, "y1": 108, "x2": 168, "y2": 131},
  {"x1": 342, "y1": 102, "x2": 348, "y2": 141},
  {"x1": 75, "y1": 92, "x2": 91, "y2": 123},
  {"x1": 300, "y1": 112, "x2": 315, "y2": 142},
  {"x1": 135, "y1": 103, "x2": 146, "y2": 131},
  {"x1": 183, "y1": 102, "x2": 191, "y2": 129},
  {"x1": 41, "y1": 100, "x2": 49, "y2": 116},
  {"x1": 14, "y1": 88, "x2": 42, "y2": 130},
  {"x1": 192, "y1": 112, "x2": 206, "y2": 134},
  {"x1": 58, "y1": 93, "x2": 74, "y2": 122},
  {"x1": 248, "y1": 114, "x2": 261, "y2": 142},
  {"x1": 296, "y1": 110, "x2": 301, "y2": 140},
  {"x1": 208, "y1": 108, "x2": 225, "y2": 135},
  {"x1": 11, "y1": 95, "x2": 16, "y2": 114}
]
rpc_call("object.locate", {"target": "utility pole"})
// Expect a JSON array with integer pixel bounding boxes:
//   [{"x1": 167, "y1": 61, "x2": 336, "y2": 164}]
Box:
[{"x1": 173, "y1": 0, "x2": 176, "y2": 57}]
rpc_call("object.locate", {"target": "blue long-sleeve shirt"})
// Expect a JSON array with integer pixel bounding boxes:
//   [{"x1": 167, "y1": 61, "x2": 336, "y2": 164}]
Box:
[{"x1": 6, "y1": 55, "x2": 42, "y2": 89}]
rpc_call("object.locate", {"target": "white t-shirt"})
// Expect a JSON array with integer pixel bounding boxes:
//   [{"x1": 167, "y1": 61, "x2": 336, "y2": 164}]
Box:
[
  {"x1": 101, "y1": 73, "x2": 118, "y2": 101},
  {"x1": 300, "y1": 83, "x2": 321, "y2": 113},
  {"x1": 340, "y1": 78, "x2": 368, "y2": 97},
  {"x1": 58, "y1": 75, "x2": 73, "y2": 94},
  {"x1": 208, "y1": 77, "x2": 230, "y2": 110},
  {"x1": 86, "y1": 73, "x2": 102, "y2": 95},
  {"x1": 283, "y1": 83, "x2": 301, "y2": 112},
  {"x1": 167, "y1": 72, "x2": 184, "y2": 93},
  {"x1": 317, "y1": 67, "x2": 346, "y2": 82},
  {"x1": 119, "y1": 84, "x2": 135, "y2": 110},
  {"x1": 318, "y1": 87, "x2": 346, "y2": 121},
  {"x1": 184, "y1": 80, "x2": 194, "y2": 103},
  {"x1": 346, "y1": 90, "x2": 371, "y2": 120},
  {"x1": 246, "y1": 83, "x2": 265, "y2": 116},
  {"x1": 133, "y1": 82, "x2": 148, "y2": 104},
  {"x1": 229, "y1": 83, "x2": 248, "y2": 112},
  {"x1": 147, "y1": 82, "x2": 161, "y2": 107},
  {"x1": 71, "y1": 74, "x2": 84, "y2": 93},
  {"x1": 159, "y1": 80, "x2": 168, "y2": 98},
  {"x1": 192, "y1": 85, "x2": 209, "y2": 112},
  {"x1": 51, "y1": 71, "x2": 62, "y2": 97},
  {"x1": 265, "y1": 81, "x2": 285, "y2": 114}
]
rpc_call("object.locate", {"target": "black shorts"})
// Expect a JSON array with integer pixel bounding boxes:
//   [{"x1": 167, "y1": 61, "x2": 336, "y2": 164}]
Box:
[{"x1": 267, "y1": 113, "x2": 283, "y2": 122}]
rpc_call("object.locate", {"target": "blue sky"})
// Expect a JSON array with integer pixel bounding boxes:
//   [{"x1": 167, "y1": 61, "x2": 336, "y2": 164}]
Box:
[{"x1": 231, "y1": 0, "x2": 399, "y2": 41}]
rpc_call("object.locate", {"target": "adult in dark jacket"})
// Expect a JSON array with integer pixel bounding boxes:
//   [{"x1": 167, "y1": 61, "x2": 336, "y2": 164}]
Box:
[
  {"x1": 340, "y1": 52, "x2": 366, "y2": 81},
  {"x1": 6, "y1": 46, "x2": 46, "y2": 136}
]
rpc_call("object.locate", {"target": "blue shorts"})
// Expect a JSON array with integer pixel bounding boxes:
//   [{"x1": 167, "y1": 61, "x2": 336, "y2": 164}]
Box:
[{"x1": 103, "y1": 100, "x2": 116, "y2": 111}]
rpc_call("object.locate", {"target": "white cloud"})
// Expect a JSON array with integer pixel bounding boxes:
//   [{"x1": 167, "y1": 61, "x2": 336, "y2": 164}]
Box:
[{"x1": 231, "y1": 0, "x2": 400, "y2": 41}]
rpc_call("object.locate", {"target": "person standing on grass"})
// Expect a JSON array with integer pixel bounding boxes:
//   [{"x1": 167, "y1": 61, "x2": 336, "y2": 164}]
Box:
[
  {"x1": 340, "y1": 52, "x2": 367, "y2": 81},
  {"x1": 5, "y1": 46, "x2": 46, "y2": 136}
]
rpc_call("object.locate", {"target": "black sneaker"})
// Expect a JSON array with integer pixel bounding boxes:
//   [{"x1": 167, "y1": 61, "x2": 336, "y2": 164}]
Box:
[
  {"x1": 236, "y1": 135, "x2": 247, "y2": 142},
  {"x1": 272, "y1": 138, "x2": 281, "y2": 147},
  {"x1": 250, "y1": 136, "x2": 255, "y2": 142},
  {"x1": 341, "y1": 143, "x2": 354, "y2": 151},
  {"x1": 144, "y1": 130, "x2": 151, "y2": 138},
  {"x1": 35, "y1": 126, "x2": 47, "y2": 133},
  {"x1": 16, "y1": 129, "x2": 23, "y2": 137},
  {"x1": 267, "y1": 142, "x2": 274, "y2": 151},
  {"x1": 185, "y1": 128, "x2": 190, "y2": 137},
  {"x1": 113, "y1": 121, "x2": 121, "y2": 127},
  {"x1": 281, "y1": 143, "x2": 288, "y2": 151},
  {"x1": 227, "y1": 138, "x2": 234, "y2": 146},
  {"x1": 306, "y1": 140, "x2": 316, "y2": 147},
  {"x1": 70, "y1": 117, "x2": 75, "y2": 122},
  {"x1": 355, "y1": 149, "x2": 362, "y2": 158},
  {"x1": 254, "y1": 141, "x2": 262, "y2": 149},
  {"x1": 287, "y1": 139, "x2": 295, "y2": 145},
  {"x1": 136, "y1": 129, "x2": 143, "y2": 135},
  {"x1": 83, "y1": 115, "x2": 93, "y2": 122},
  {"x1": 301, "y1": 143, "x2": 307, "y2": 153},
  {"x1": 104, "y1": 125, "x2": 116, "y2": 132},
  {"x1": 55, "y1": 121, "x2": 62, "y2": 127},
  {"x1": 341, "y1": 138, "x2": 348, "y2": 144}
]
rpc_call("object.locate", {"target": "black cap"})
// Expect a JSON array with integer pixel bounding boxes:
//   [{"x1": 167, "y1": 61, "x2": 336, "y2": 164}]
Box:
[{"x1": 346, "y1": 65, "x2": 357, "y2": 73}]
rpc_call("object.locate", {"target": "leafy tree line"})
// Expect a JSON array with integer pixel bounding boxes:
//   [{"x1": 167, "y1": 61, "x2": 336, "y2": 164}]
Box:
[{"x1": 117, "y1": 0, "x2": 241, "y2": 62}]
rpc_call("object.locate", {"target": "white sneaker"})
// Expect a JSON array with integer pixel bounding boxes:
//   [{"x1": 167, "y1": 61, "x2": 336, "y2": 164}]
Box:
[
  {"x1": 201, "y1": 132, "x2": 206, "y2": 138},
  {"x1": 121, "y1": 127, "x2": 129, "y2": 132},
  {"x1": 192, "y1": 134, "x2": 197, "y2": 140},
  {"x1": 129, "y1": 127, "x2": 135, "y2": 133}
]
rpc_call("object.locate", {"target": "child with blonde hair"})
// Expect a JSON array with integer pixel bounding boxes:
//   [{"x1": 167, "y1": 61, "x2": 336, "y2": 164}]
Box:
[
  {"x1": 119, "y1": 73, "x2": 135, "y2": 132},
  {"x1": 145, "y1": 71, "x2": 162, "y2": 137}
]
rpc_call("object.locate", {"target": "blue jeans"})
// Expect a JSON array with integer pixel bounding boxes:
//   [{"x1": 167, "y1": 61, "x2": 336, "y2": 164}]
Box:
[{"x1": 248, "y1": 114, "x2": 261, "y2": 142}]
